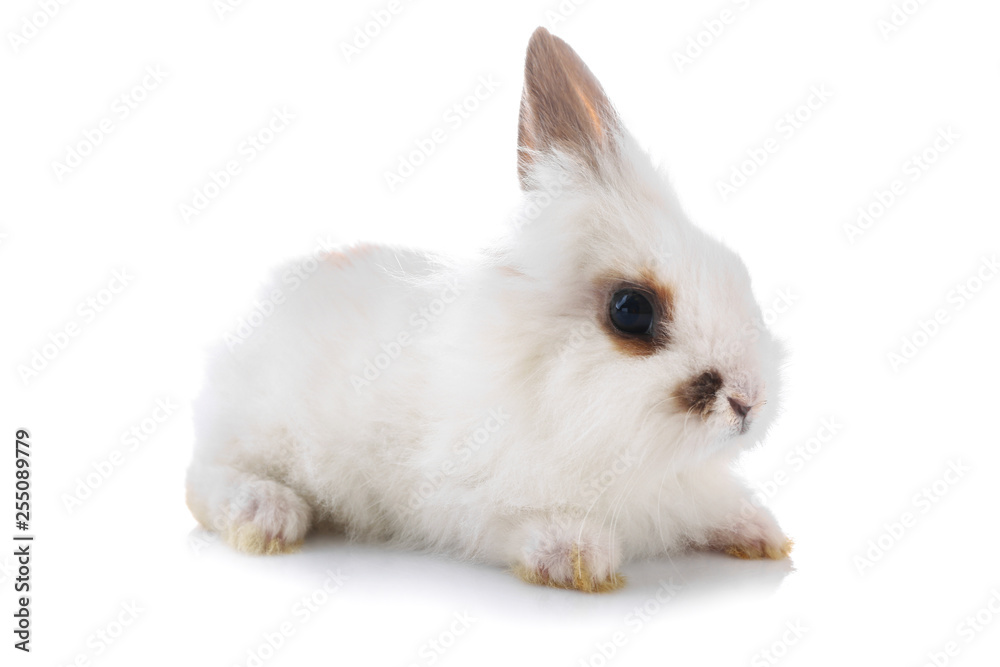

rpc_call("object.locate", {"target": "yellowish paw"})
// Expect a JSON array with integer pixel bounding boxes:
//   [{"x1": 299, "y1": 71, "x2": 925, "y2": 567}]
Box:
[
  {"x1": 514, "y1": 545, "x2": 626, "y2": 593},
  {"x1": 724, "y1": 538, "x2": 794, "y2": 560},
  {"x1": 225, "y1": 523, "x2": 303, "y2": 555}
]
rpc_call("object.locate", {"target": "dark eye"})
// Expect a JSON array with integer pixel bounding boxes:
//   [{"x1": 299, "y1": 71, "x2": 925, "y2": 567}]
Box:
[{"x1": 609, "y1": 289, "x2": 655, "y2": 336}]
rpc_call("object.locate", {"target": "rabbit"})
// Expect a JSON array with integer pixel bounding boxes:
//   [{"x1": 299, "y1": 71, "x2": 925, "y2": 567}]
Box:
[{"x1": 185, "y1": 26, "x2": 791, "y2": 593}]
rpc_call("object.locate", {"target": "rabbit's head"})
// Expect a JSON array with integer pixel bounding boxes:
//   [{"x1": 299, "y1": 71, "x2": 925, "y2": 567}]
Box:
[{"x1": 489, "y1": 28, "x2": 785, "y2": 468}]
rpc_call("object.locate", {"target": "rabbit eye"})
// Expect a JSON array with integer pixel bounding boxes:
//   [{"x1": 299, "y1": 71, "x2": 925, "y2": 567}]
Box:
[{"x1": 609, "y1": 289, "x2": 655, "y2": 336}]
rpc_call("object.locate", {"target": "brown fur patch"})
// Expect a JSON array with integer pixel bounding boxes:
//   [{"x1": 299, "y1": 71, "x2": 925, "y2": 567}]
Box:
[
  {"x1": 674, "y1": 369, "x2": 724, "y2": 418},
  {"x1": 517, "y1": 27, "x2": 621, "y2": 187},
  {"x1": 597, "y1": 268, "x2": 674, "y2": 357}
]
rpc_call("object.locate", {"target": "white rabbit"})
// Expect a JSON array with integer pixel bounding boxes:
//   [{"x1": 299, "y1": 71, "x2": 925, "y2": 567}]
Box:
[{"x1": 186, "y1": 27, "x2": 791, "y2": 592}]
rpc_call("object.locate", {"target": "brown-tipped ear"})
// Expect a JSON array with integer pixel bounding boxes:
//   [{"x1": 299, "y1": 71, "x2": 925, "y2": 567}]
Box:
[{"x1": 517, "y1": 27, "x2": 621, "y2": 188}]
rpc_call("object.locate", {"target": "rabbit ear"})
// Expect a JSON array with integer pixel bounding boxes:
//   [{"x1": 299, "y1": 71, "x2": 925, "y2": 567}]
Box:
[{"x1": 517, "y1": 27, "x2": 622, "y2": 189}]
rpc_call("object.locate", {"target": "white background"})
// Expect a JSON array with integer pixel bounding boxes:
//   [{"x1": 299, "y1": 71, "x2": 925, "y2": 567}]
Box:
[{"x1": 3, "y1": 0, "x2": 1000, "y2": 665}]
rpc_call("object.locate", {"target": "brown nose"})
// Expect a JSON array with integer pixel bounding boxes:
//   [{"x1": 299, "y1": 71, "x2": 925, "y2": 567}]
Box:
[{"x1": 728, "y1": 396, "x2": 751, "y2": 420}]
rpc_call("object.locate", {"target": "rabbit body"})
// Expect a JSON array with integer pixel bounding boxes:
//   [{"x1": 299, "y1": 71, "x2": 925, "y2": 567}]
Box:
[{"x1": 186, "y1": 28, "x2": 791, "y2": 591}]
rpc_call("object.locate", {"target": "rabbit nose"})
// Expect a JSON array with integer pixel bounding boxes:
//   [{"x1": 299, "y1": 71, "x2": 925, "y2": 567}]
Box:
[{"x1": 727, "y1": 396, "x2": 751, "y2": 420}]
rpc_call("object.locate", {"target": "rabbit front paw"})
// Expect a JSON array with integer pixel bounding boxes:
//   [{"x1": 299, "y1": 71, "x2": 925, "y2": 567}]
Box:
[
  {"x1": 709, "y1": 509, "x2": 793, "y2": 560},
  {"x1": 513, "y1": 528, "x2": 625, "y2": 593}
]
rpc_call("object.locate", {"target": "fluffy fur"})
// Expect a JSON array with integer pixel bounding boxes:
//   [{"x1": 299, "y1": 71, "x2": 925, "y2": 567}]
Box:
[{"x1": 186, "y1": 27, "x2": 791, "y2": 592}]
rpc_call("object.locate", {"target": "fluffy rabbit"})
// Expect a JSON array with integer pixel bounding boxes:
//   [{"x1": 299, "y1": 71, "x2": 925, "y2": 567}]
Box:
[{"x1": 186, "y1": 27, "x2": 791, "y2": 592}]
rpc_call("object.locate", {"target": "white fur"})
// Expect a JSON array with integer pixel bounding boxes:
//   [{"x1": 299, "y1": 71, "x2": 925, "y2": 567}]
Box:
[{"x1": 186, "y1": 35, "x2": 788, "y2": 585}]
